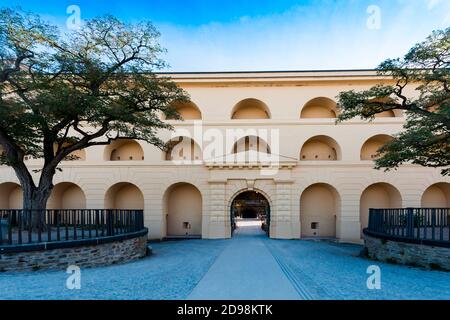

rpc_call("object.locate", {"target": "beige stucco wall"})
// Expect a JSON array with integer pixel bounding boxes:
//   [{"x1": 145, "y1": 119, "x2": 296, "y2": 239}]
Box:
[{"x1": 0, "y1": 70, "x2": 448, "y2": 243}]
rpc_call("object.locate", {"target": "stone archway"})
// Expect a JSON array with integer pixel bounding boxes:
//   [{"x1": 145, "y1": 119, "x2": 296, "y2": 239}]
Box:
[{"x1": 230, "y1": 190, "x2": 271, "y2": 236}]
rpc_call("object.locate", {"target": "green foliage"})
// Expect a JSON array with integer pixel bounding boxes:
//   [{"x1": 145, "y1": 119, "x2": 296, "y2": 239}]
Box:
[
  {"x1": 0, "y1": 9, "x2": 188, "y2": 171},
  {"x1": 337, "y1": 28, "x2": 450, "y2": 175}
]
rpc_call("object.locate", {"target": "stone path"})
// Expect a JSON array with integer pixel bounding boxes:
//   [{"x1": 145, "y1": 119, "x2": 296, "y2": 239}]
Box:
[{"x1": 188, "y1": 220, "x2": 302, "y2": 300}]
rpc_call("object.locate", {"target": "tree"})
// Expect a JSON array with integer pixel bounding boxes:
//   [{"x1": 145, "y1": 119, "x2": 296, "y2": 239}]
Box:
[
  {"x1": 336, "y1": 28, "x2": 450, "y2": 176},
  {"x1": 0, "y1": 9, "x2": 188, "y2": 227}
]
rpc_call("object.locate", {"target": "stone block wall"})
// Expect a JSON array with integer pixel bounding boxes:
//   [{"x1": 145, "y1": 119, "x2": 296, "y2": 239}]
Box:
[
  {"x1": 365, "y1": 234, "x2": 450, "y2": 271},
  {"x1": 0, "y1": 235, "x2": 148, "y2": 272}
]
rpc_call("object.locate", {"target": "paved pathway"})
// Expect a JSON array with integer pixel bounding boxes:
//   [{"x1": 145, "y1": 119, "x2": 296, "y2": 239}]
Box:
[
  {"x1": 188, "y1": 220, "x2": 301, "y2": 300},
  {"x1": 2, "y1": 220, "x2": 450, "y2": 300}
]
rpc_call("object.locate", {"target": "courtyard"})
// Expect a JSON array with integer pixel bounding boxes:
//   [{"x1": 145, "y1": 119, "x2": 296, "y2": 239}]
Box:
[{"x1": 0, "y1": 220, "x2": 449, "y2": 300}]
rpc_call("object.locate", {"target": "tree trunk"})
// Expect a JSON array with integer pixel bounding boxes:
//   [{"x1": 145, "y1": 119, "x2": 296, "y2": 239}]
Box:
[
  {"x1": 13, "y1": 165, "x2": 54, "y2": 230},
  {"x1": 22, "y1": 186, "x2": 52, "y2": 229}
]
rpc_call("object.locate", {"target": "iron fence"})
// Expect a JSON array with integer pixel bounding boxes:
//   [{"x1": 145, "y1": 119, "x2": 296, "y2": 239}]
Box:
[
  {"x1": 0, "y1": 209, "x2": 145, "y2": 246},
  {"x1": 366, "y1": 208, "x2": 450, "y2": 244}
]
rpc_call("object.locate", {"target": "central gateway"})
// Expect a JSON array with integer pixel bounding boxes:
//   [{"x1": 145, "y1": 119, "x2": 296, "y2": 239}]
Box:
[{"x1": 230, "y1": 191, "x2": 270, "y2": 236}]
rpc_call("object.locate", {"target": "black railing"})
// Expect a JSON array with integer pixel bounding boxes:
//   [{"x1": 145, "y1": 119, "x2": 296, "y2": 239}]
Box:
[
  {"x1": 366, "y1": 208, "x2": 450, "y2": 246},
  {"x1": 0, "y1": 209, "x2": 145, "y2": 246}
]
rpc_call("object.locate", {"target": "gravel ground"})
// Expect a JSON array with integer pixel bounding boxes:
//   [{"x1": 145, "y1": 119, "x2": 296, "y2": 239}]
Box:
[
  {"x1": 1, "y1": 222, "x2": 449, "y2": 300},
  {"x1": 0, "y1": 239, "x2": 228, "y2": 300}
]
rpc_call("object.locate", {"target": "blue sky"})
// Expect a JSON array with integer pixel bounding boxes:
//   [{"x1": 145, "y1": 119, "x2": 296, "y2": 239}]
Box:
[{"x1": 1, "y1": 0, "x2": 449, "y2": 71}]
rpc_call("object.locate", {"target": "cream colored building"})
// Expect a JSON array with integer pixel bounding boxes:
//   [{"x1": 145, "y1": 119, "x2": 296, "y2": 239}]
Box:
[{"x1": 0, "y1": 70, "x2": 449, "y2": 243}]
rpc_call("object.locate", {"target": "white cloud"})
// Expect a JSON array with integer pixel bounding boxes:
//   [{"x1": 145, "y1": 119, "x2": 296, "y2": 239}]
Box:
[
  {"x1": 426, "y1": 0, "x2": 442, "y2": 10},
  {"x1": 157, "y1": 1, "x2": 448, "y2": 72}
]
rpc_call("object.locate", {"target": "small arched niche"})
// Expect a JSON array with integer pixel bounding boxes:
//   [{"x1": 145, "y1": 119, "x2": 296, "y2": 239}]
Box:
[
  {"x1": 360, "y1": 135, "x2": 393, "y2": 160},
  {"x1": 231, "y1": 98, "x2": 271, "y2": 119},
  {"x1": 421, "y1": 183, "x2": 450, "y2": 208},
  {"x1": 104, "y1": 139, "x2": 144, "y2": 161},
  {"x1": 0, "y1": 182, "x2": 23, "y2": 209},
  {"x1": 375, "y1": 110, "x2": 396, "y2": 118},
  {"x1": 300, "y1": 97, "x2": 338, "y2": 119},
  {"x1": 165, "y1": 101, "x2": 202, "y2": 120},
  {"x1": 47, "y1": 182, "x2": 86, "y2": 209},
  {"x1": 53, "y1": 143, "x2": 86, "y2": 161},
  {"x1": 164, "y1": 137, "x2": 202, "y2": 161},
  {"x1": 231, "y1": 136, "x2": 271, "y2": 154},
  {"x1": 300, "y1": 135, "x2": 341, "y2": 161},
  {"x1": 367, "y1": 97, "x2": 403, "y2": 118}
]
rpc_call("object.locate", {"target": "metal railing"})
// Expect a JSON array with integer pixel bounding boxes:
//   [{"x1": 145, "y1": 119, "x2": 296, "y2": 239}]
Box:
[
  {"x1": 366, "y1": 208, "x2": 450, "y2": 245},
  {"x1": 0, "y1": 209, "x2": 145, "y2": 246}
]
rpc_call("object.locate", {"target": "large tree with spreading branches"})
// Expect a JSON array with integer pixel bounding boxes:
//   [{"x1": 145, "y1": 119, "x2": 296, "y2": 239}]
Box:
[
  {"x1": 337, "y1": 28, "x2": 449, "y2": 175},
  {"x1": 0, "y1": 9, "x2": 187, "y2": 227}
]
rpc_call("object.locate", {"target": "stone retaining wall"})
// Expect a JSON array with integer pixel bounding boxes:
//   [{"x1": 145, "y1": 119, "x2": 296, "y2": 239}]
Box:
[
  {"x1": 0, "y1": 234, "x2": 148, "y2": 272},
  {"x1": 364, "y1": 234, "x2": 450, "y2": 271}
]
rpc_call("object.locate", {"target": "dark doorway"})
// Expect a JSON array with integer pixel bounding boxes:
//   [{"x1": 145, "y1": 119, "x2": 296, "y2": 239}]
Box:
[
  {"x1": 242, "y1": 208, "x2": 257, "y2": 219},
  {"x1": 230, "y1": 191, "x2": 270, "y2": 236}
]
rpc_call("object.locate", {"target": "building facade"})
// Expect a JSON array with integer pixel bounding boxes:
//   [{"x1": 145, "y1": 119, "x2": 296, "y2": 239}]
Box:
[{"x1": 0, "y1": 70, "x2": 449, "y2": 243}]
